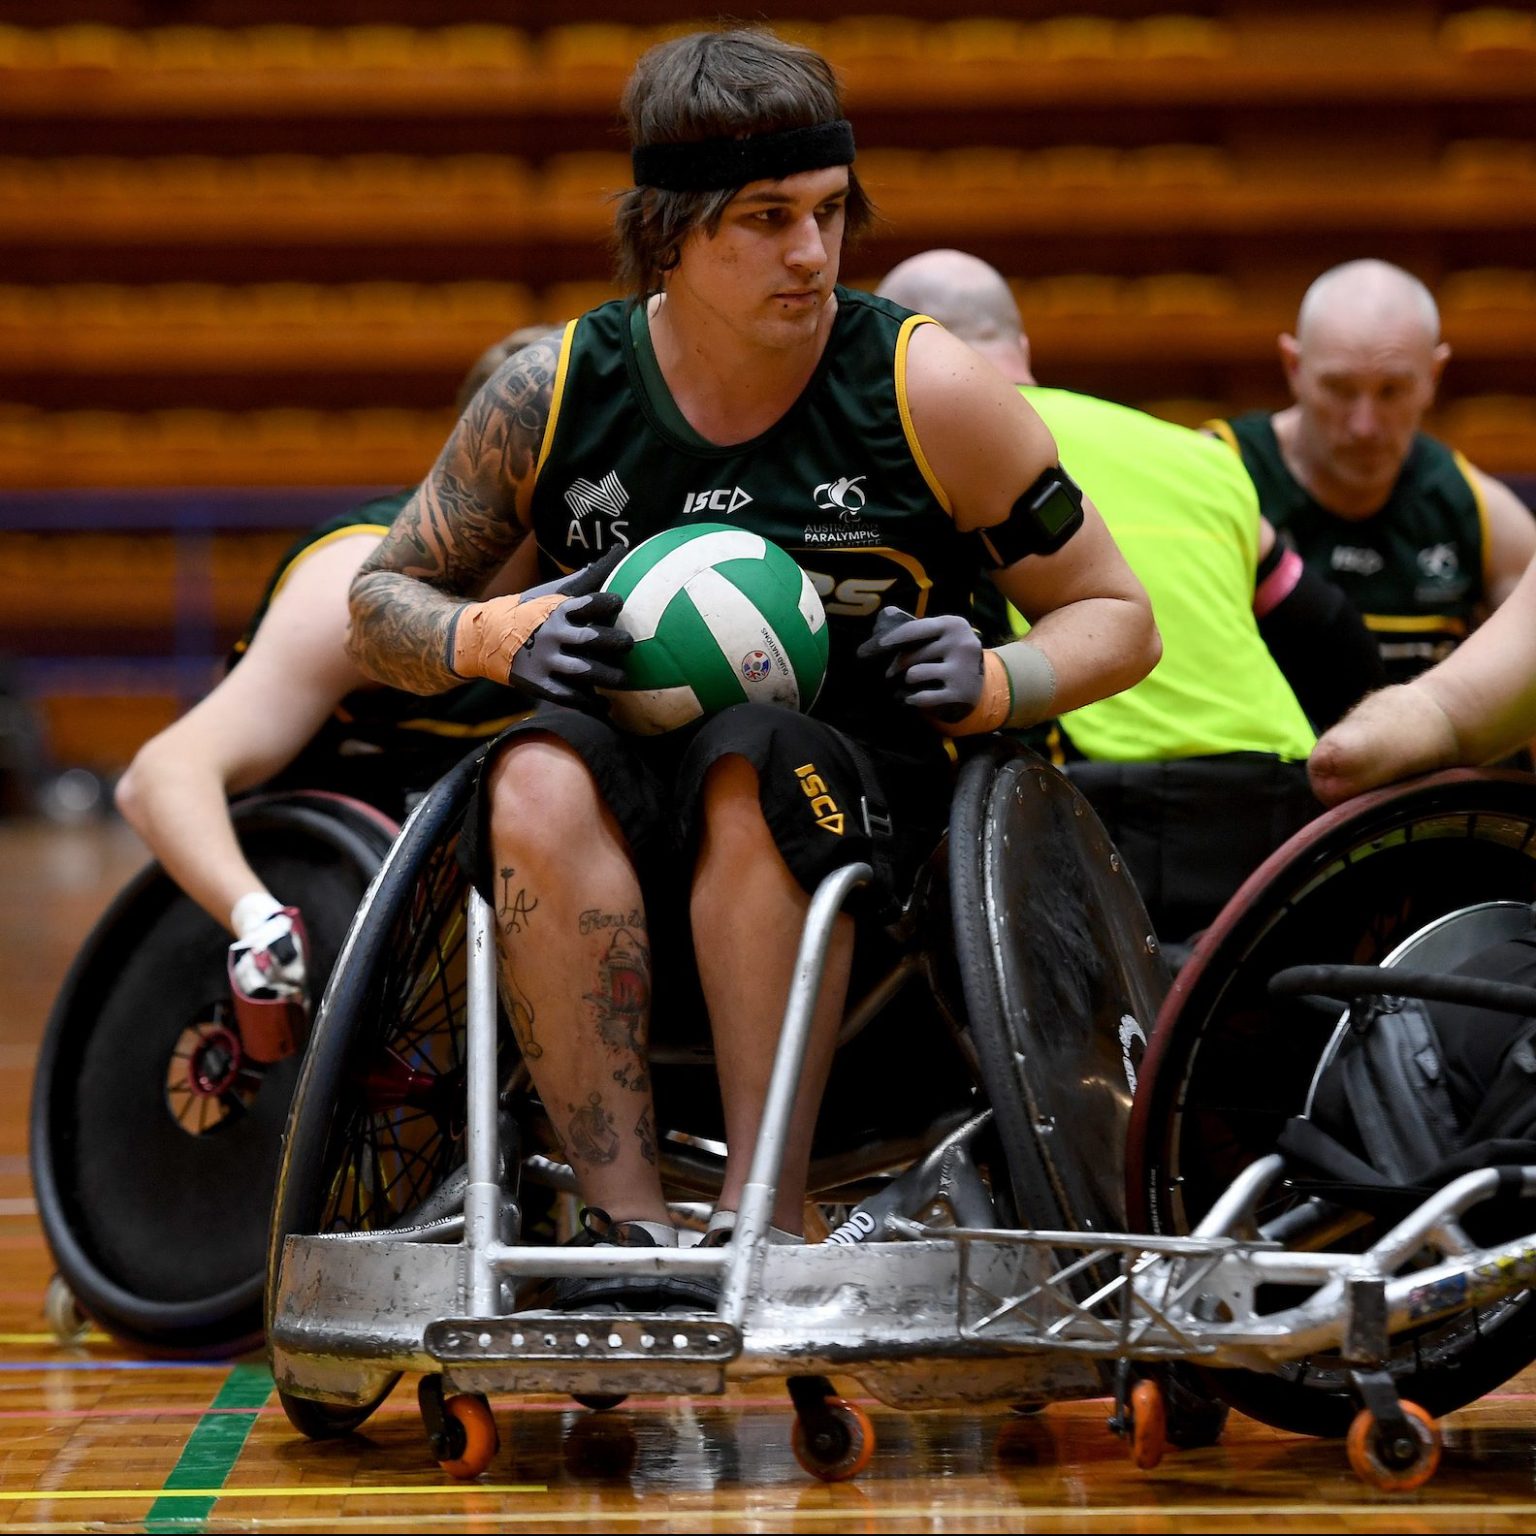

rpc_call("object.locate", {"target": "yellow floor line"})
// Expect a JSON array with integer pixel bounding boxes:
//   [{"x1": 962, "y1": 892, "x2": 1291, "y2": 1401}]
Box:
[
  {"x1": 0, "y1": 1492, "x2": 1517, "y2": 1517},
  {"x1": 0, "y1": 1485, "x2": 546, "y2": 1502}
]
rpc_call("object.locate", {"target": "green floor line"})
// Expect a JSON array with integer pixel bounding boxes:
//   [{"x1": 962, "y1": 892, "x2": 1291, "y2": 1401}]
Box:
[{"x1": 143, "y1": 1361, "x2": 273, "y2": 1533}]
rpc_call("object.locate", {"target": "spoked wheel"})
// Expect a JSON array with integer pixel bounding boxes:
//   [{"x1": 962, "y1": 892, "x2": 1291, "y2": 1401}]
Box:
[
  {"x1": 949, "y1": 743, "x2": 1166, "y2": 1371},
  {"x1": 1127, "y1": 770, "x2": 1536, "y2": 1436},
  {"x1": 1346, "y1": 1400, "x2": 1441, "y2": 1492},
  {"x1": 268, "y1": 752, "x2": 499, "y2": 1437},
  {"x1": 30, "y1": 792, "x2": 395, "y2": 1355}
]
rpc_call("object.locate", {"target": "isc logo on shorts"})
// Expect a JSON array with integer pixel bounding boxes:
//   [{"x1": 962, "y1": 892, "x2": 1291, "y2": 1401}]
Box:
[{"x1": 794, "y1": 762, "x2": 844, "y2": 835}]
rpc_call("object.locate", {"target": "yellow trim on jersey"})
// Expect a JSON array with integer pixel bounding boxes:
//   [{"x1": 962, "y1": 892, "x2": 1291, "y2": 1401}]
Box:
[
  {"x1": 392, "y1": 711, "x2": 531, "y2": 739},
  {"x1": 894, "y1": 314, "x2": 953, "y2": 516},
  {"x1": 530, "y1": 319, "x2": 579, "y2": 506},
  {"x1": 266, "y1": 523, "x2": 394, "y2": 609},
  {"x1": 1364, "y1": 613, "x2": 1470, "y2": 636},
  {"x1": 1202, "y1": 418, "x2": 1241, "y2": 454},
  {"x1": 1452, "y1": 448, "x2": 1492, "y2": 593}
]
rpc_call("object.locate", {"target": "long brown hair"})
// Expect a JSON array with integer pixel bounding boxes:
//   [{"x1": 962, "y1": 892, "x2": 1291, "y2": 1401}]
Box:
[{"x1": 612, "y1": 28, "x2": 873, "y2": 297}]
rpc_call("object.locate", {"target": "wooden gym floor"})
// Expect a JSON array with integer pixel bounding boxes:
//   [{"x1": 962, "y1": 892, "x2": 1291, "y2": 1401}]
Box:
[{"x1": 5, "y1": 814, "x2": 1536, "y2": 1533}]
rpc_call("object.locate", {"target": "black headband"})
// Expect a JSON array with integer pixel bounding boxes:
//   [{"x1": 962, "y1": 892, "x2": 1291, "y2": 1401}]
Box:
[{"x1": 631, "y1": 120, "x2": 855, "y2": 192}]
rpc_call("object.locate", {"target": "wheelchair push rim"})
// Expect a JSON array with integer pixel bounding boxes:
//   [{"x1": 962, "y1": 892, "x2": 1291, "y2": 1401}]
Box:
[
  {"x1": 29, "y1": 792, "x2": 396, "y2": 1356},
  {"x1": 268, "y1": 750, "x2": 489, "y2": 1432}
]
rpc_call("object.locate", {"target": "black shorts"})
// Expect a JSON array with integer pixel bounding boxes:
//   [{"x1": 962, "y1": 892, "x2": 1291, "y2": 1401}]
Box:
[
  {"x1": 1064, "y1": 752, "x2": 1322, "y2": 946},
  {"x1": 456, "y1": 701, "x2": 955, "y2": 924}
]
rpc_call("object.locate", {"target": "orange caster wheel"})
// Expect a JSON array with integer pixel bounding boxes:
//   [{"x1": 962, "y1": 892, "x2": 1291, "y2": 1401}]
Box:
[
  {"x1": 791, "y1": 1396, "x2": 875, "y2": 1482},
  {"x1": 1346, "y1": 1399, "x2": 1441, "y2": 1492},
  {"x1": 419, "y1": 1375, "x2": 498, "y2": 1479},
  {"x1": 1129, "y1": 1378, "x2": 1167, "y2": 1471}
]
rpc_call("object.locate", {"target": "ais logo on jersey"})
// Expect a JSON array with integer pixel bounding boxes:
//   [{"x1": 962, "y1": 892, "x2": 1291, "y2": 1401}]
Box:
[
  {"x1": 563, "y1": 470, "x2": 631, "y2": 553},
  {"x1": 683, "y1": 486, "x2": 753, "y2": 517}
]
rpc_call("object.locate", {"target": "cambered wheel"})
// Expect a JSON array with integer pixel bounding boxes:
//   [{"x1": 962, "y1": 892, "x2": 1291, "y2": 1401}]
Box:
[
  {"x1": 269, "y1": 753, "x2": 493, "y2": 1438},
  {"x1": 30, "y1": 792, "x2": 394, "y2": 1356},
  {"x1": 949, "y1": 744, "x2": 1164, "y2": 1274},
  {"x1": 1345, "y1": 1400, "x2": 1441, "y2": 1492},
  {"x1": 1128, "y1": 1378, "x2": 1167, "y2": 1471},
  {"x1": 1127, "y1": 771, "x2": 1536, "y2": 1436},
  {"x1": 791, "y1": 1397, "x2": 875, "y2": 1483}
]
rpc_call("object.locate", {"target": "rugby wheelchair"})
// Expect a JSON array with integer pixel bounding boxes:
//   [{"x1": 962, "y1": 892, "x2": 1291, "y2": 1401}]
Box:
[
  {"x1": 30, "y1": 789, "x2": 400, "y2": 1354},
  {"x1": 267, "y1": 744, "x2": 1536, "y2": 1491}
]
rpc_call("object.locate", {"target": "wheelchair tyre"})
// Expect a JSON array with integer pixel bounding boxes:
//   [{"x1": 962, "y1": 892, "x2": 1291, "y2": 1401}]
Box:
[
  {"x1": 29, "y1": 792, "x2": 396, "y2": 1356},
  {"x1": 268, "y1": 752, "x2": 487, "y2": 1437},
  {"x1": 949, "y1": 743, "x2": 1165, "y2": 1238},
  {"x1": 1126, "y1": 770, "x2": 1536, "y2": 1436}
]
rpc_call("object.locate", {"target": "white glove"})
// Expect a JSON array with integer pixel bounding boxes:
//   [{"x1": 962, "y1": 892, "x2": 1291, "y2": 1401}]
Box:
[{"x1": 229, "y1": 895, "x2": 308, "y2": 1003}]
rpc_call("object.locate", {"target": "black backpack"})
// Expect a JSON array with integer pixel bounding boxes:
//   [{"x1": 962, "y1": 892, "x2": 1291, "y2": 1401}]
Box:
[{"x1": 1276, "y1": 913, "x2": 1536, "y2": 1216}]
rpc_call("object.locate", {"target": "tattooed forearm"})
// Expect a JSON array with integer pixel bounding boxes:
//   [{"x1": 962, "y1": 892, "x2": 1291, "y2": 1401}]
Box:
[{"x1": 346, "y1": 337, "x2": 560, "y2": 693}]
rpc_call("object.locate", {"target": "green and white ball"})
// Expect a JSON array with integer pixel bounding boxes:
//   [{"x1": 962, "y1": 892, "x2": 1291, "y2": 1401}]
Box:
[{"x1": 599, "y1": 523, "x2": 829, "y2": 735}]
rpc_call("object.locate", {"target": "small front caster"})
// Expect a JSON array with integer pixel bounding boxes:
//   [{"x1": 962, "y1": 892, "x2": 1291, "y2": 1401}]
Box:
[
  {"x1": 1346, "y1": 1399, "x2": 1441, "y2": 1492},
  {"x1": 787, "y1": 1374, "x2": 875, "y2": 1483},
  {"x1": 1128, "y1": 1378, "x2": 1167, "y2": 1471},
  {"x1": 419, "y1": 1374, "x2": 498, "y2": 1479},
  {"x1": 44, "y1": 1274, "x2": 88, "y2": 1346}
]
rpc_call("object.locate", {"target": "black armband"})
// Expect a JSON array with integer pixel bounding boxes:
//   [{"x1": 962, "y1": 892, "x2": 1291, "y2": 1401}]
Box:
[{"x1": 972, "y1": 465, "x2": 1086, "y2": 570}]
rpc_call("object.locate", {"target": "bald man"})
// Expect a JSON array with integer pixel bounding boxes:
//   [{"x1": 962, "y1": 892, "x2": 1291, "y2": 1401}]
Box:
[
  {"x1": 877, "y1": 249, "x2": 1383, "y2": 946},
  {"x1": 1208, "y1": 259, "x2": 1536, "y2": 684}
]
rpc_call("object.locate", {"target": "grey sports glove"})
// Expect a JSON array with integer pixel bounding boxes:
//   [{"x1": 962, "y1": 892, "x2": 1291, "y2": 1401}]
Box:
[
  {"x1": 856, "y1": 606, "x2": 985, "y2": 716},
  {"x1": 453, "y1": 543, "x2": 633, "y2": 709}
]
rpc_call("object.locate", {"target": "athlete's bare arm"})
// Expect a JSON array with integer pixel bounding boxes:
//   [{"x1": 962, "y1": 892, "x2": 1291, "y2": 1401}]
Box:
[
  {"x1": 347, "y1": 335, "x2": 557, "y2": 694},
  {"x1": 1310, "y1": 555, "x2": 1536, "y2": 804},
  {"x1": 116, "y1": 534, "x2": 383, "y2": 929},
  {"x1": 1473, "y1": 465, "x2": 1536, "y2": 610},
  {"x1": 902, "y1": 323, "x2": 1159, "y2": 712}
]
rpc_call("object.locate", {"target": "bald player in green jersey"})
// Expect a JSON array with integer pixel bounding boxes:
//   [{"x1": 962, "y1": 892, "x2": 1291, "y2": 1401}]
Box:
[
  {"x1": 877, "y1": 249, "x2": 1384, "y2": 946},
  {"x1": 1209, "y1": 260, "x2": 1536, "y2": 688}
]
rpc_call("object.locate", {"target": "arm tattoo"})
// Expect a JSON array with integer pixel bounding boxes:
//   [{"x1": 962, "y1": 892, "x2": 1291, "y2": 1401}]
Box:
[{"x1": 346, "y1": 337, "x2": 561, "y2": 693}]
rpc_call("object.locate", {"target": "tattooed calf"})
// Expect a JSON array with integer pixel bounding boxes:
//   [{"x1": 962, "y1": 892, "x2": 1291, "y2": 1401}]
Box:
[
  {"x1": 566, "y1": 1093, "x2": 620, "y2": 1166},
  {"x1": 635, "y1": 1106, "x2": 657, "y2": 1167},
  {"x1": 579, "y1": 907, "x2": 645, "y2": 936},
  {"x1": 499, "y1": 968, "x2": 542, "y2": 1059},
  {"x1": 584, "y1": 926, "x2": 650, "y2": 1064},
  {"x1": 498, "y1": 866, "x2": 539, "y2": 933}
]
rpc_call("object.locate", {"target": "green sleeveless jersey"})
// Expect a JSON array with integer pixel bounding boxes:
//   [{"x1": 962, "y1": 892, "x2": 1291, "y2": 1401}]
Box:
[
  {"x1": 231, "y1": 489, "x2": 529, "y2": 780},
  {"x1": 1213, "y1": 412, "x2": 1488, "y2": 683},
  {"x1": 530, "y1": 289, "x2": 986, "y2": 749},
  {"x1": 1020, "y1": 389, "x2": 1314, "y2": 762}
]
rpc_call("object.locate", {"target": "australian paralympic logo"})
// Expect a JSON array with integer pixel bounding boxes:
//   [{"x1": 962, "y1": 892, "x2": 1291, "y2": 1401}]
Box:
[{"x1": 741, "y1": 650, "x2": 774, "y2": 683}]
